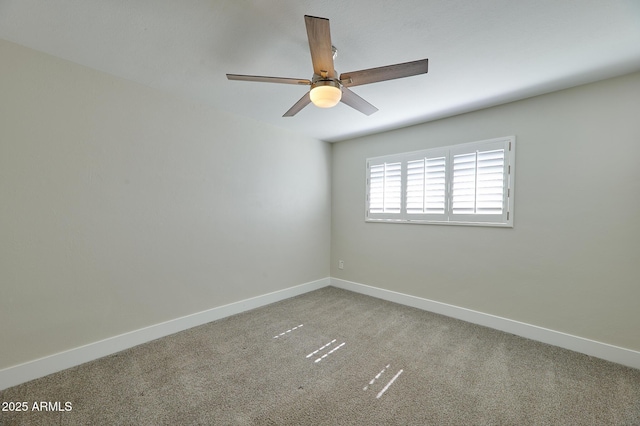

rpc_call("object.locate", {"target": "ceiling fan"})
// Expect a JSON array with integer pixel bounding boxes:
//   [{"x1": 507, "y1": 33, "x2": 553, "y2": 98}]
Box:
[{"x1": 226, "y1": 15, "x2": 428, "y2": 117}]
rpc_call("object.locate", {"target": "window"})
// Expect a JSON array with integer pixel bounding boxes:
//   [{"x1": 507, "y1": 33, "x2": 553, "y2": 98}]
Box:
[{"x1": 366, "y1": 136, "x2": 515, "y2": 227}]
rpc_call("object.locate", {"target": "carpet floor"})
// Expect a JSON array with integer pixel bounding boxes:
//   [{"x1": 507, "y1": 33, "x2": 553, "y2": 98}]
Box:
[{"x1": 1, "y1": 286, "x2": 639, "y2": 425}]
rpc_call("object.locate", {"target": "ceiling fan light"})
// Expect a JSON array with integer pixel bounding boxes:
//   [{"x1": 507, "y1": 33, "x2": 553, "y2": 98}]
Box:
[{"x1": 310, "y1": 83, "x2": 342, "y2": 108}]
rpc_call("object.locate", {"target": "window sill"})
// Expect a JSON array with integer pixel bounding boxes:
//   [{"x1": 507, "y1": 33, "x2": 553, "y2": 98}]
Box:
[{"x1": 365, "y1": 218, "x2": 513, "y2": 228}]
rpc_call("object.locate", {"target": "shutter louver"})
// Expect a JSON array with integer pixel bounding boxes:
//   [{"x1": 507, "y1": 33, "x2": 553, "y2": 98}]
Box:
[
  {"x1": 406, "y1": 159, "x2": 425, "y2": 214},
  {"x1": 406, "y1": 157, "x2": 446, "y2": 215},
  {"x1": 452, "y1": 149, "x2": 505, "y2": 215},
  {"x1": 383, "y1": 162, "x2": 402, "y2": 213},
  {"x1": 369, "y1": 162, "x2": 401, "y2": 214},
  {"x1": 425, "y1": 157, "x2": 446, "y2": 214},
  {"x1": 369, "y1": 164, "x2": 385, "y2": 214},
  {"x1": 452, "y1": 153, "x2": 477, "y2": 214},
  {"x1": 476, "y1": 149, "x2": 504, "y2": 214}
]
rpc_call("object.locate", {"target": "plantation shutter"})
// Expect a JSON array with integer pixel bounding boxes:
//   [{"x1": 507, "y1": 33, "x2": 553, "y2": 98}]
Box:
[
  {"x1": 366, "y1": 136, "x2": 514, "y2": 226},
  {"x1": 452, "y1": 152, "x2": 477, "y2": 215},
  {"x1": 368, "y1": 163, "x2": 386, "y2": 214},
  {"x1": 425, "y1": 156, "x2": 447, "y2": 214},
  {"x1": 476, "y1": 149, "x2": 505, "y2": 214},
  {"x1": 406, "y1": 151, "x2": 447, "y2": 220},
  {"x1": 406, "y1": 159, "x2": 425, "y2": 214},
  {"x1": 449, "y1": 139, "x2": 511, "y2": 224},
  {"x1": 382, "y1": 162, "x2": 402, "y2": 213},
  {"x1": 452, "y1": 149, "x2": 505, "y2": 215},
  {"x1": 367, "y1": 157, "x2": 403, "y2": 219}
]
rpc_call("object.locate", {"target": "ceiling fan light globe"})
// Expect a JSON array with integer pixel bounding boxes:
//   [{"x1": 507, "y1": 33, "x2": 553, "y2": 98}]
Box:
[{"x1": 310, "y1": 85, "x2": 342, "y2": 108}]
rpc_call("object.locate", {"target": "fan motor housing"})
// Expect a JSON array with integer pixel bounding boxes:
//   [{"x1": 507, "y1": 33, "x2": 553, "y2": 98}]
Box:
[{"x1": 310, "y1": 78, "x2": 341, "y2": 90}]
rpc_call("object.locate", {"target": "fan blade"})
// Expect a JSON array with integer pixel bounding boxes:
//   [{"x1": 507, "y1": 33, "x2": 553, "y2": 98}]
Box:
[
  {"x1": 340, "y1": 87, "x2": 378, "y2": 116},
  {"x1": 227, "y1": 74, "x2": 311, "y2": 85},
  {"x1": 340, "y1": 59, "x2": 428, "y2": 87},
  {"x1": 283, "y1": 92, "x2": 311, "y2": 117},
  {"x1": 304, "y1": 15, "x2": 335, "y2": 78}
]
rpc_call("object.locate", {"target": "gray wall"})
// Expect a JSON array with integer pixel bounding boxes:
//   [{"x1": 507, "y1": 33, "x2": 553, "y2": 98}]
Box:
[
  {"x1": 0, "y1": 40, "x2": 331, "y2": 370},
  {"x1": 331, "y1": 72, "x2": 640, "y2": 351},
  {"x1": 2, "y1": 35, "x2": 638, "y2": 372}
]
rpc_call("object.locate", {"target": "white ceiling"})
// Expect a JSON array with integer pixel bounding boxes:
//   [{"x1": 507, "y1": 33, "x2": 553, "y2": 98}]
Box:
[{"x1": 1, "y1": 0, "x2": 639, "y2": 142}]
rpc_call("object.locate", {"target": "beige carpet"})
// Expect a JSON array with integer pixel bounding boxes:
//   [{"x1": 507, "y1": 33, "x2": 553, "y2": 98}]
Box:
[{"x1": 1, "y1": 286, "x2": 639, "y2": 425}]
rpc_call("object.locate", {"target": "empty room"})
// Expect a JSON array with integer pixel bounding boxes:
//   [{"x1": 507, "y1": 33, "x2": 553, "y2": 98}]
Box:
[{"x1": 1, "y1": 1, "x2": 640, "y2": 424}]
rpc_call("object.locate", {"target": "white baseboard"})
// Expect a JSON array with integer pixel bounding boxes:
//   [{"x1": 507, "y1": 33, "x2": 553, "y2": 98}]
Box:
[
  {"x1": 3, "y1": 276, "x2": 638, "y2": 391},
  {"x1": 330, "y1": 278, "x2": 640, "y2": 370},
  {"x1": 0, "y1": 277, "x2": 330, "y2": 391}
]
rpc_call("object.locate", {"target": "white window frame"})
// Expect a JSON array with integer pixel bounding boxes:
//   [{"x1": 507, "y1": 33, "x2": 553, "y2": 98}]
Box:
[{"x1": 365, "y1": 136, "x2": 516, "y2": 227}]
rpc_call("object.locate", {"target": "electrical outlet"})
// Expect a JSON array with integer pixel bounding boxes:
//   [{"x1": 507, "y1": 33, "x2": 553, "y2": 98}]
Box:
[{"x1": 338, "y1": 260, "x2": 344, "y2": 270}]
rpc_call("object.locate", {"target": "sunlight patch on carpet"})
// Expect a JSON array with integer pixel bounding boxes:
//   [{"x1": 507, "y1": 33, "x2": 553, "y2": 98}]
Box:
[
  {"x1": 363, "y1": 364, "x2": 391, "y2": 390},
  {"x1": 306, "y1": 339, "x2": 337, "y2": 358},
  {"x1": 314, "y1": 342, "x2": 346, "y2": 363},
  {"x1": 273, "y1": 324, "x2": 303, "y2": 339},
  {"x1": 376, "y1": 369, "x2": 404, "y2": 399}
]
